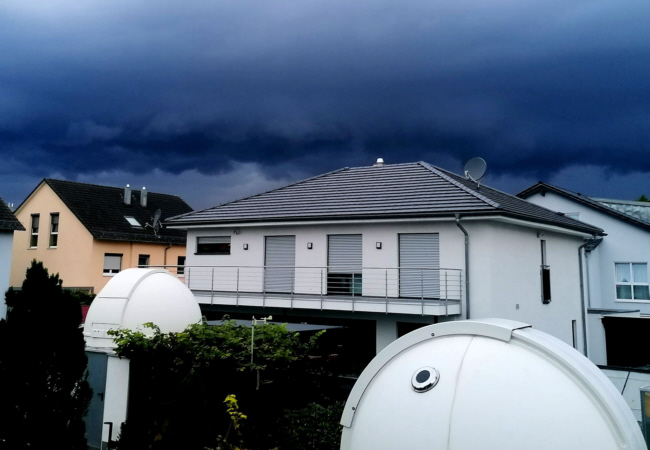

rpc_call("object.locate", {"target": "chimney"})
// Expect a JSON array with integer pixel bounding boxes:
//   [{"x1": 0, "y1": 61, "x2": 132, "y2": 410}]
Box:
[
  {"x1": 124, "y1": 184, "x2": 131, "y2": 205},
  {"x1": 373, "y1": 158, "x2": 385, "y2": 167},
  {"x1": 141, "y1": 187, "x2": 147, "y2": 207}
]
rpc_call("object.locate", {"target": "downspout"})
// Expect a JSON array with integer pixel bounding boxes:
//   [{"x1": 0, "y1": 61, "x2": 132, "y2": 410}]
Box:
[
  {"x1": 455, "y1": 214, "x2": 470, "y2": 320},
  {"x1": 164, "y1": 243, "x2": 172, "y2": 266},
  {"x1": 578, "y1": 236, "x2": 603, "y2": 358},
  {"x1": 578, "y1": 241, "x2": 589, "y2": 358}
]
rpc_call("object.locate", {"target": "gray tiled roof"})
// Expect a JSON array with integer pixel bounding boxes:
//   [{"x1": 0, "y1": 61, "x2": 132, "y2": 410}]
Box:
[
  {"x1": 167, "y1": 162, "x2": 603, "y2": 235},
  {"x1": 518, "y1": 182, "x2": 650, "y2": 231},
  {"x1": 0, "y1": 197, "x2": 24, "y2": 231}
]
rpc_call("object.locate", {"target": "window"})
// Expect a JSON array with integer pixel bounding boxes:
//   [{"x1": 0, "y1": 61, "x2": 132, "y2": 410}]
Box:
[
  {"x1": 196, "y1": 236, "x2": 230, "y2": 255},
  {"x1": 103, "y1": 253, "x2": 122, "y2": 275},
  {"x1": 540, "y1": 240, "x2": 551, "y2": 304},
  {"x1": 177, "y1": 256, "x2": 186, "y2": 275},
  {"x1": 49, "y1": 213, "x2": 59, "y2": 247},
  {"x1": 615, "y1": 263, "x2": 649, "y2": 301},
  {"x1": 138, "y1": 254, "x2": 150, "y2": 267},
  {"x1": 30, "y1": 214, "x2": 39, "y2": 248},
  {"x1": 124, "y1": 216, "x2": 141, "y2": 227}
]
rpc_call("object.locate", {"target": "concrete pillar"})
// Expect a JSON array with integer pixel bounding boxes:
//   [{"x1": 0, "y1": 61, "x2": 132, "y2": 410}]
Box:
[
  {"x1": 102, "y1": 355, "x2": 130, "y2": 447},
  {"x1": 376, "y1": 317, "x2": 398, "y2": 354}
]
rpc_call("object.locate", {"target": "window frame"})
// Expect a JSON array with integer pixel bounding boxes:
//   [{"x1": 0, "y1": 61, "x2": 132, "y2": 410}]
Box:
[
  {"x1": 103, "y1": 253, "x2": 123, "y2": 276},
  {"x1": 138, "y1": 254, "x2": 150, "y2": 267},
  {"x1": 30, "y1": 214, "x2": 39, "y2": 248},
  {"x1": 615, "y1": 262, "x2": 650, "y2": 303},
  {"x1": 177, "y1": 256, "x2": 186, "y2": 275},
  {"x1": 195, "y1": 236, "x2": 231, "y2": 255},
  {"x1": 49, "y1": 213, "x2": 59, "y2": 248}
]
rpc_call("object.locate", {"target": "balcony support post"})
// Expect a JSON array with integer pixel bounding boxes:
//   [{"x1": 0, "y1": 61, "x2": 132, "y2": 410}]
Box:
[
  {"x1": 211, "y1": 268, "x2": 214, "y2": 305},
  {"x1": 236, "y1": 268, "x2": 240, "y2": 306}
]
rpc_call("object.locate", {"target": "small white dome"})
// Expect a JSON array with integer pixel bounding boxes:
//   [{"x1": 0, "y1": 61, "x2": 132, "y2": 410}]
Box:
[{"x1": 84, "y1": 268, "x2": 202, "y2": 348}]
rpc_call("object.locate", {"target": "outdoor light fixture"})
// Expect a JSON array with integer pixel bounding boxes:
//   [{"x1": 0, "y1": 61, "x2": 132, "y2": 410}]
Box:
[
  {"x1": 376, "y1": 242, "x2": 382, "y2": 249},
  {"x1": 307, "y1": 242, "x2": 313, "y2": 249},
  {"x1": 243, "y1": 243, "x2": 248, "y2": 250}
]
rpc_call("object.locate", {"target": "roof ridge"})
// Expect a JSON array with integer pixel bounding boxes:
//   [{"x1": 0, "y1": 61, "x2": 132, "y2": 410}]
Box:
[
  {"x1": 418, "y1": 161, "x2": 501, "y2": 208},
  {"x1": 44, "y1": 178, "x2": 186, "y2": 199},
  {"x1": 519, "y1": 182, "x2": 650, "y2": 230},
  {"x1": 168, "y1": 166, "x2": 350, "y2": 222}
]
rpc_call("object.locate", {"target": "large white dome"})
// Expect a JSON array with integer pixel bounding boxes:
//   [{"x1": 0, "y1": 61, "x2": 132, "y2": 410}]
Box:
[
  {"x1": 83, "y1": 268, "x2": 202, "y2": 348},
  {"x1": 341, "y1": 319, "x2": 646, "y2": 450}
]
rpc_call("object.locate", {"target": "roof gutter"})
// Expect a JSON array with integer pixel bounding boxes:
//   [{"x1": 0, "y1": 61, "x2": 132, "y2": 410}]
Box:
[{"x1": 455, "y1": 214, "x2": 470, "y2": 320}]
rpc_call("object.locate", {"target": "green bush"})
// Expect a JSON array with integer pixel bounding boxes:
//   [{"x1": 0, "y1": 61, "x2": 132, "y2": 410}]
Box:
[{"x1": 272, "y1": 402, "x2": 344, "y2": 450}]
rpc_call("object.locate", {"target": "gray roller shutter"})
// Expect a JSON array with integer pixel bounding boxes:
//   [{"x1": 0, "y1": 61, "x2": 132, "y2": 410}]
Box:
[
  {"x1": 328, "y1": 235, "x2": 362, "y2": 273},
  {"x1": 264, "y1": 236, "x2": 296, "y2": 293},
  {"x1": 399, "y1": 233, "x2": 440, "y2": 298}
]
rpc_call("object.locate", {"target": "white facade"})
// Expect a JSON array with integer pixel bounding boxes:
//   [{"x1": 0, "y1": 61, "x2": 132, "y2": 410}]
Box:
[
  {"x1": 524, "y1": 190, "x2": 650, "y2": 365},
  {"x1": 184, "y1": 217, "x2": 589, "y2": 351},
  {"x1": 0, "y1": 231, "x2": 14, "y2": 319}
]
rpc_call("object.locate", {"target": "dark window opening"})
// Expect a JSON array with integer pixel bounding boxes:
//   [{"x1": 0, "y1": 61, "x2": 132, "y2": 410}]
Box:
[
  {"x1": 177, "y1": 256, "x2": 186, "y2": 275},
  {"x1": 196, "y1": 236, "x2": 230, "y2": 255},
  {"x1": 138, "y1": 254, "x2": 150, "y2": 267},
  {"x1": 541, "y1": 240, "x2": 551, "y2": 304},
  {"x1": 327, "y1": 273, "x2": 362, "y2": 296}
]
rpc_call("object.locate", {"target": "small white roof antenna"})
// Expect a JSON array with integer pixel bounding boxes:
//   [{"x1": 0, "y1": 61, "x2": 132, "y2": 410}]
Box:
[{"x1": 464, "y1": 157, "x2": 487, "y2": 187}]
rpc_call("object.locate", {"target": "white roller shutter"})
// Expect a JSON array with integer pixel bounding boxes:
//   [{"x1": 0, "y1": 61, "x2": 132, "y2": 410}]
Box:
[
  {"x1": 264, "y1": 236, "x2": 296, "y2": 293},
  {"x1": 399, "y1": 233, "x2": 440, "y2": 298},
  {"x1": 328, "y1": 235, "x2": 362, "y2": 274}
]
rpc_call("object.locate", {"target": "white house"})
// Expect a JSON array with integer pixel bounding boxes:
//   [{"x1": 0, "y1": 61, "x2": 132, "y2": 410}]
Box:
[
  {"x1": 166, "y1": 161, "x2": 603, "y2": 364},
  {"x1": 0, "y1": 198, "x2": 24, "y2": 319},
  {"x1": 519, "y1": 183, "x2": 650, "y2": 367}
]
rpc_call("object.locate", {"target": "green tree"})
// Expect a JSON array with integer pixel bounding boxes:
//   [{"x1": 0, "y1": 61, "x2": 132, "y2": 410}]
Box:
[
  {"x1": 636, "y1": 194, "x2": 650, "y2": 202},
  {"x1": 0, "y1": 260, "x2": 91, "y2": 450}
]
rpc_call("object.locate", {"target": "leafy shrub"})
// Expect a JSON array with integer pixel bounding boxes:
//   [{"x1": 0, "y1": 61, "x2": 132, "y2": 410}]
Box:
[{"x1": 272, "y1": 402, "x2": 344, "y2": 450}]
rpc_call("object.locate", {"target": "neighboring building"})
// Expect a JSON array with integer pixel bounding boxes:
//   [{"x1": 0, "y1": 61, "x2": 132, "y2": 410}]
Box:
[
  {"x1": 10, "y1": 180, "x2": 193, "y2": 294},
  {"x1": 166, "y1": 160, "x2": 602, "y2": 363},
  {"x1": 0, "y1": 198, "x2": 25, "y2": 319},
  {"x1": 519, "y1": 182, "x2": 650, "y2": 367}
]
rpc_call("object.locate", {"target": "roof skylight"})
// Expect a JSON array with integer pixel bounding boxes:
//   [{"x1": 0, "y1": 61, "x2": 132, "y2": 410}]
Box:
[{"x1": 125, "y1": 216, "x2": 142, "y2": 227}]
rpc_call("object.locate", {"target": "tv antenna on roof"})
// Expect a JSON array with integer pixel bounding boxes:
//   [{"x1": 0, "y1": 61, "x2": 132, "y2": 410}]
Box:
[
  {"x1": 145, "y1": 208, "x2": 163, "y2": 238},
  {"x1": 464, "y1": 157, "x2": 487, "y2": 187}
]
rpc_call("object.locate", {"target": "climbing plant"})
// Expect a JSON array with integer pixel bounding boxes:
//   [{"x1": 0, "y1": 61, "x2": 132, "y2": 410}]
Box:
[{"x1": 111, "y1": 318, "x2": 324, "y2": 450}]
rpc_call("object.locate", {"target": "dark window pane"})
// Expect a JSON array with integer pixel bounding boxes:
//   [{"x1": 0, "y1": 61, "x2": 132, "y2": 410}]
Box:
[
  {"x1": 617, "y1": 285, "x2": 632, "y2": 299},
  {"x1": 634, "y1": 285, "x2": 650, "y2": 300}
]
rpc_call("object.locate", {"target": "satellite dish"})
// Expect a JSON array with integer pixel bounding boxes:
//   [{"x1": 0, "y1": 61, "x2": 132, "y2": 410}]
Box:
[
  {"x1": 464, "y1": 157, "x2": 487, "y2": 185},
  {"x1": 145, "y1": 209, "x2": 163, "y2": 237},
  {"x1": 152, "y1": 209, "x2": 162, "y2": 228},
  {"x1": 340, "y1": 319, "x2": 645, "y2": 450}
]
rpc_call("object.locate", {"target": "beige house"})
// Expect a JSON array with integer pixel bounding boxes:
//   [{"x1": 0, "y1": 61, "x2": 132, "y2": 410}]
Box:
[{"x1": 10, "y1": 179, "x2": 192, "y2": 293}]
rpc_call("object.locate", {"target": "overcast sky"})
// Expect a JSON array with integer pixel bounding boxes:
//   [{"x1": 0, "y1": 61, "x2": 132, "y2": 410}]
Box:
[{"x1": 1, "y1": 0, "x2": 649, "y2": 211}]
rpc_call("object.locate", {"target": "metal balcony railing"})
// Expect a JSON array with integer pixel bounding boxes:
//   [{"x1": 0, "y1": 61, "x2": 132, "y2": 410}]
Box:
[{"x1": 149, "y1": 265, "x2": 462, "y2": 315}]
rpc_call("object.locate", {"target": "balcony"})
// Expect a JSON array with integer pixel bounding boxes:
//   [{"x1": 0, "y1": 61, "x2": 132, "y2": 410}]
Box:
[{"x1": 160, "y1": 265, "x2": 462, "y2": 317}]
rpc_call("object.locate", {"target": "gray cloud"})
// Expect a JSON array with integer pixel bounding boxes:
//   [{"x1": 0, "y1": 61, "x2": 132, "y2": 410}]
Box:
[{"x1": 1, "y1": 0, "x2": 649, "y2": 207}]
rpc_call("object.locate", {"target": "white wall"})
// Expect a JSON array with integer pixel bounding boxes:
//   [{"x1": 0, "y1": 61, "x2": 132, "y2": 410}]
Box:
[
  {"x1": 526, "y1": 191, "x2": 650, "y2": 313},
  {"x1": 0, "y1": 231, "x2": 14, "y2": 319},
  {"x1": 102, "y1": 355, "x2": 130, "y2": 445},
  {"x1": 186, "y1": 220, "x2": 466, "y2": 302},
  {"x1": 186, "y1": 218, "x2": 586, "y2": 349},
  {"x1": 467, "y1": 221, "x2": 585, "y2": 348}
]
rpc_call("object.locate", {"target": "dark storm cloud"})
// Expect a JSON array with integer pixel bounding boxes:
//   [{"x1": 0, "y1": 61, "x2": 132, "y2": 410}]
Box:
[{"x1": 1, "y1": 0, "x2": 650, "y2": 207}]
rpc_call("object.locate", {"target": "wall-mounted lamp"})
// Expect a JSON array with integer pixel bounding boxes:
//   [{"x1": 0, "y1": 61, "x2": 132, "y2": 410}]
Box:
[
  {"x1": 233, "y1": 228, "x2": 240, "y2": 235},
  {"x1": 307, "y1": 242, "x2": 313, "y2": 249},
  {"x1": 243, "y1": 243, "x2": 248, "y2": 250},
  {"x1": 376, "y1": 242, "x2": 382, "y2": 249}
]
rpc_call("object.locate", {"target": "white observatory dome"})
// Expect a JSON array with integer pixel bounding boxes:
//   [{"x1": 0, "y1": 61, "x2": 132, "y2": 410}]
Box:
[
  {"x1": 83, "y1": 268, "x2": 202, "y2": 348},
  {"x1": 341, "y1": 319, "x2": 646, "y2": 450}
]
